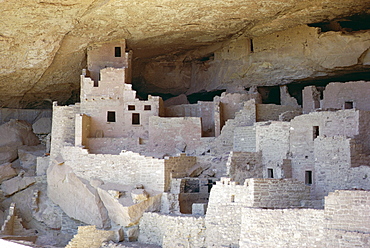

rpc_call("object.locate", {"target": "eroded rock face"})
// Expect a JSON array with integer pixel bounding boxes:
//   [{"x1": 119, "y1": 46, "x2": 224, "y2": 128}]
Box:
[
  {"x1": 1, "y1": 0, "x2": 370, "y2": 107},
  {"x1": 0, "y1": 120, "x2": 40, "y2": 164}
]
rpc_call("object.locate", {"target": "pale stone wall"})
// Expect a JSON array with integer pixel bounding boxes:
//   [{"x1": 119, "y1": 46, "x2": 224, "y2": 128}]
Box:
[
  {"x1": 87, "y1": 40, "x2": 129, "y2": 84},
  {"x1": 256, "y1": 104, "x2": 301, "y2": 122},
  {"x1": 80, "y1": 69, "x2": 161, "y2": 141},
  {"x1": 314, "y1": 136, "x2": 370, "y2": 199},
  {"x1": 138, "y1": 212, "x2": 206, "y2": 248},
  {"x1": 60, "y1": 147, "x2": 195, "y2": 192},
  {"x1": 240, "y1": 208, "x2": 325, "y2": 248},
  {"x1": 322, "y1": 81, "x2": 370, "y2": 111},
  {"x1": 147, "y1": 116, "x2": 202, "y2": 157},
  {"x1": 256, "y1": 121, "x2": 291, "y2": 179},
  {"x1": 165, "y1": 101, "x2": 215, "y2": 137},
  {"x1": 50, "y1": 103, "x2": 80, "y2": 159},
  {"x1": 302, "y1": 85, "x2": 321, "y2": 114},
  {"x1": 211, "y1": 100, "x2": 256, "y2": 154},
  {"x1": 214, "y1": 92, "x2": 261, "y2": 129},
  {"x1": 233, "y1": 126, "x2": 256, "y2": 152},
  {"x1": 290, "y1": 109, "x2": 360, "y2": 190},
  {"x1": 0, "y1": 108, "x2": 51, "y2": 125},
  {"x1": 226, "y1": 151, "x2": 262, "y2": 184},
  {"x1": 325, "y1": 190, "x2": 370, "y2": 233}
]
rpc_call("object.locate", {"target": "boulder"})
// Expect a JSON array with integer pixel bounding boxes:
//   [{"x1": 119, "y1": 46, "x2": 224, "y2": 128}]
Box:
[
  {"x1": 0, "y1": 163, "x2": 17, "y2": 183},
  {"x1": 97, "y1": 184, "x2": 161, "y2": 227},
  {"x1": 0, "y1": 119, "x2": 39, "y2": 147},
  {"x1": 163, "y1": 94, "x2": 189, "y2": 107},
  {"x1": 32, "y1": 117, "x2": 52, "y2": 134},
  {"x1": 1, "y1": 175, "x2": 36, "y2": 196},
  {"x1": 0, "y1": 120, "x2": 40, "y2": 164},
  {"x1": 18, "y1": 144, "x2": 46, "y2": 176},
  {"x1": 47, "y1": 161, "x2": 110, "y2": 229}
]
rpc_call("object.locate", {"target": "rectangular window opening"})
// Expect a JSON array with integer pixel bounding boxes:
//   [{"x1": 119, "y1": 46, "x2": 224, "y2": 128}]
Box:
[
  {"x1": 107, "y1": 111, "x2": 116, "y2": 122},
  {"x1": 115, "y1": 47, "x2": 122, "y2": 57},
  {"x1": 313, "y1": 126, "x2": 319, "y2": 140},
  {"x1": 132, "y1": 113, "x2": 140, "y2": 125},
  {"x1": 250, "y1": 38, "x2": 254, "y2": 53},
  {"x1": 344, "y1": 101, "x2": 354, "y2": 109},
  {"x1": 128, "y1": 105, "x2": 135, "y2": 111},
  {"x1": 267, "y1": 168, "x2": 274, "y2": 178},
  {"x1": 305, "y1": 170, "x2": 313, "y2": 185},
  {"x1": 144, "y1": 105, "x2": 151, "y2": 111}
]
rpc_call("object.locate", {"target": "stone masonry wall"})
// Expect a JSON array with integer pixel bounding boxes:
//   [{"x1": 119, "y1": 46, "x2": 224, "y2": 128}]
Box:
[
  {"x1": 325, "y1": 190, "x2": 370, "y2": 233},
  {"x1": 211, "y1": 99, "x2": 256, "y2": 155},
  {"x1": 138, "y1": 188, "x2": 370, "y2": 248},
  {"x1": 290, "y1": 109, "x2": 360, "y2": 191},
  {"x1": 60, "y1": 147, "x2": 195, "y2": 192},
  {"x1": 314, "y1": 136, "x2": 370, "y2": 199},
  {"x1": 256, "y1": 121, "x2": 290, "y2": 179},
  {"x1": 61, "y1": 147, "x2": 166, "y2": 191},
  {"x1": 138, "y1": 212, "x2": 206, "y2": 248},
  {"x1": 148, "y1": 116, "x2": 202, "y2": 157},
  {"x1": 165, "y1": 101, "x2": 215, "y2": 137},
  {"x1": 233, "y1": 126, "x2": 256, "y2": 152},
  {"x1": 322, "y1": 81, "x2": 370, "y2": 111},
  {"x1": 256, "y1": 104, "x2": 301, "y2": 122},
  {"x1": 50, "y1": 103, "x2": 80, "y2": 159},
  {"x1": 226, "y1": 151, "x2": 262, "y2": 184},
  {"x1": 240, "y1": 208, "x2": 325, "y2": 248}
]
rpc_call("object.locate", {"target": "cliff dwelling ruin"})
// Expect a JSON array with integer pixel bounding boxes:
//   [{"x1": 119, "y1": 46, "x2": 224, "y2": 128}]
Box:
[{"x1": 1, "y1": 1, "x2": 370, "y2": 247}]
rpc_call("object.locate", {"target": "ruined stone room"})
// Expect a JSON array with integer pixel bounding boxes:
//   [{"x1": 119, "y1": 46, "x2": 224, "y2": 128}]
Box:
[{"x1": 1, "y1": 0, "x2": 370, "y2": 247}]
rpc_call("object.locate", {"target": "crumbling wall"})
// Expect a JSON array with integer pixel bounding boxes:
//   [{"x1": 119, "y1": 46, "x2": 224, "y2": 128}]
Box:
[
  {"x1": 214, "y1": 92, "x2": 260, "y2": 129},
  {"x1": 256, "y1": 104, "x2": 301, "y2": 122},
  {"x1": 59, "y1": 147, "x2": 195, "y2": 192},
  {"x1": 60, "y1": 147, "x2": 167, "y2": 191},
  {"x1": 148, "y1": 116, "x2": 202, "y2": 157},
  {"x1": 226, "y1": 151, "x2": 262, "y2": 184},
  {"x1": 165, "y1": 101, "x2": 215, "y2": 137},
  {"x1": 211, "y1": 99, "x2": 256, "y2": 155},
  {"x1": 302, "y1": 85, "x2": 321, "y2": 114},
  {"x1": 256, "y1": 121, "x2": 291, "y2": 178},
  {"x1": 138, "y1": 212, "x2": 206, "y2": 248},
  {"x1": 322, "y1": 81, "x2": 370, "y2": 111}
]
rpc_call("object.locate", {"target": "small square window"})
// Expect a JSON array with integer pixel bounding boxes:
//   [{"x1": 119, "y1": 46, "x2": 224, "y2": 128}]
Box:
[
  {"x1": 107, "y1": 111, "x2": 116, "y2": 122},
  {"x1": 267, "y1": 168, "x2": 274, "y2": 178},
  {"x1": 132, "y1": 113, "x2": 140, "y2": 125},
  {"x1": 305, "y1": 171, "x2": 313, "y2": 185},
  {"x1": 144, "y1": 105, "x2": 151, "y2": 111},
  {"x1": 128, "y1": 105, "x2": 135, "y2": 111},
  {"x1": 344, "y1": 101, "x2": 354, "y2": 109},
  {"x1": 115, "y1": 47, "x2": 121, "y2": 57}
]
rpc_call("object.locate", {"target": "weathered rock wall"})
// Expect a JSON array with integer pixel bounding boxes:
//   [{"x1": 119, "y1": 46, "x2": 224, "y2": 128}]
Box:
[{"x1": 137, "y1": 26, "x2": 370, "y2": 97}]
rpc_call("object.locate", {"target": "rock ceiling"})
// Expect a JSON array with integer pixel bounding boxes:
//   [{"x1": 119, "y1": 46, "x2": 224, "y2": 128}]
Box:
[{"x1": 1, "y1": 0, "x2": 370, "y2": 108}]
